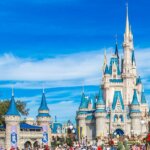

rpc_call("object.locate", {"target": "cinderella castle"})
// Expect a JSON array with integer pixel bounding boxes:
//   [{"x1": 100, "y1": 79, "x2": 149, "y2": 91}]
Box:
[{"x1": 76, "y1": 5, "x2": 150, "y2": 140}]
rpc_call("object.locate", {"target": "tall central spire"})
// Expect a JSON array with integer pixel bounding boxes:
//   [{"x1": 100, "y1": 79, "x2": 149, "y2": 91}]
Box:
[{"x1": 125, "y1": 3, "x2": 130, "y2": 37}]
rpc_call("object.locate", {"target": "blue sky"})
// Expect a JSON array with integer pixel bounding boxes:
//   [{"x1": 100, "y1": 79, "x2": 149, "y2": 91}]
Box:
[{"x1": 0, "y1": 0, "x2": 150, "y2": 123}]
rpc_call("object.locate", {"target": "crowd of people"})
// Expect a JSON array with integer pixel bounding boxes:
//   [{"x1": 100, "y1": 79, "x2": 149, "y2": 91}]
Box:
[{"x1": 52, "y1": 142, "x2": 148, "y2": 150}]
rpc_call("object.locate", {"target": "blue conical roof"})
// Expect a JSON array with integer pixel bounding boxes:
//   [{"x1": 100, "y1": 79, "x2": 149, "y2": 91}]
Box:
[
  {"x1": 97, "y1": 89, "x2": 105, "y2": 105},
  {"x1": 5, "y1": 95, "x2": 20, "y2": 116},
  {"x1": 79, "y1": 92, "x2": 88, "y2": 109},
  {"x1": 136, "y1": 76, "x2": 142, "y2": 85},
  {"x1": 141, "y1": 91, "x2": 147, "y2": 104},
  {"x1": 104, "y1": 65, "x2": 110, "y2": 74},
  {"x1": 131, "y1": 89, "x2": 139, "y2": 105},
  {"x1": 115, "y1": 43, "x2": 119, "y2": 59},
  {"x1": 38, "y1": 92, "x2": 49, "y2": 111}
]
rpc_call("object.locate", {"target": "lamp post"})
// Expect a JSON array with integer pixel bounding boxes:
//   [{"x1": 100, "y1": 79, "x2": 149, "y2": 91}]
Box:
[
  {"x1": 131, "y1": 129, "x2": 134, "y2": 138},
  {"x1": 141, "y1": 120, "x2": 145, "y2": 135}
]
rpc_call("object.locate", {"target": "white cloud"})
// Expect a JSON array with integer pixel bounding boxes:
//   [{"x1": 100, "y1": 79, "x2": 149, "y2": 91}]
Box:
[
  {"x1": 0, "y1": 47, "x2": 150, "y2": 90},
  {"x1": 1, "y1": 47, "x2": 150, "y2": 122},
  {"x1": 0, "y1": 50, "x2": 106, "y2": 88}
]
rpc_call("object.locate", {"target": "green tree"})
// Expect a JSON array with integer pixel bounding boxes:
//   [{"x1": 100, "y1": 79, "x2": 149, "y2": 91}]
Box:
[{"x1": 0, "y1": 100, "x2": 29, "y2": 125}]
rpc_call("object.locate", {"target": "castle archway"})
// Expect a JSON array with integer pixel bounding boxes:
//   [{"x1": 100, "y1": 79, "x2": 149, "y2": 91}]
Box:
[
  {"x1": 24, "y1": 141, "x2": 32, "y2": 149},
  {"x1": 33, "y1": 141, "x2": 39, "y2": 148},
  {"x1": 113, "y1": 128, "x2": 124, "y2": 136}
]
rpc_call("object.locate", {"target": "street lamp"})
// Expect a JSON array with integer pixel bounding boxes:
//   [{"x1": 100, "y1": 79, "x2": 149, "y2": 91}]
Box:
[
  {"x1": 114, "y1": 132, "x2": 117, "y2": 137},
  {"x1": 131, "y1": 129, "x2": 134, "y2": 138},
  {"x1": 141, "y1": 120, "x2": 145, "y2": 135}
]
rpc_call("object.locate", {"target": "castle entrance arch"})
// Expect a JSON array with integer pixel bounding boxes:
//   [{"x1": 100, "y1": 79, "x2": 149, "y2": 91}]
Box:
[
  {"x1": 24, "y1": 141, "x2": 32, "y2": 149},
  {"x1": 33, "y1": 141, "x2": 39, "y2": 149},
  {"x1": 113, "y1": 128, "x2": 124, "y2": 136}
]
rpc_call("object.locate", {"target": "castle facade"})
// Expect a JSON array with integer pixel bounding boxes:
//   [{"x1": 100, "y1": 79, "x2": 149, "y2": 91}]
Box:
[{"x1": 76, "y1": 6, "x2": 150, "y2": 141}]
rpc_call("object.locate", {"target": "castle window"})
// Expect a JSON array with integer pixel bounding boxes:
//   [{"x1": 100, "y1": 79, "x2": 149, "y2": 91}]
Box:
[
  {"x1": 114, "y1": 114, "x2": 118, "y2": 122},
  {"x1": 113, "y1": 69, "x2": 116, "y2": 72},
  {"x1": 113, "y1": 75, "x2": 117, "y2": 79},
  {"x1": 119, "y1": 115, "x2": 124, "y2": 122}
]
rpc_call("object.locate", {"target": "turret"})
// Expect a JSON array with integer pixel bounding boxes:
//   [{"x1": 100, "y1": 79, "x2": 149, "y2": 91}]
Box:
[
  {"x1": 130, "y1": 89, "x2": 141, "y2": 135},
  {"x1": 123, "y1": 4, "x2": 130, "y2": 46},
  {"x1": 122, "y1": 4, "x2": 133, "y2": 74},
  {"x1": 37, "y1": 89, "x2": 51, "y2": 147},
  {"x1": 115, "y1": 42, "x2": 119, "y2": 59},
  {"x1": 95, "y1": 89, "x2": 106, "y2": 137},
  {"x1": 5, "y1": 90, "x2": 21, "y2": 150},
  {"x1": 102, "y1": 64, "x2": 110, "y2": 87},
  {"x1": 122, "y1": 4, "x2": 136, "y2": 105},
  {"x1": 79, "y1": 92, "x2": 88, "y2": 110},
  {"x1": 76, "y1": 91, "x2": 88, "y2": 141}
]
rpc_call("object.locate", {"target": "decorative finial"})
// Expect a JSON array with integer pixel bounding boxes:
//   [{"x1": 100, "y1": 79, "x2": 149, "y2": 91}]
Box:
[
  {"x1": 43, "y1": 87, "x2": 45, "y2": 94},
  {"x1": 104, "y1": 47, "x2": 106, "y2": 55},
  {"x1": 82, "y1": 83, "x2": 84, "y2": 94},
  {"x1": 115, "y1": 34, "x2": 118, "y2": 45},
  {"x1": 126, "y1": 1, "x2": 128, "y2": 9},
  {"x1": 55, "y1": 116, "x2": 57, "y2": 122},
  {"x1": 125, "y1": 1, "x2": 129, "y2": 36},
  {"x1": 42, "y1": 83, "x2": 45, "y2": 93},
  {"x1": 104, "y1": 48, "x2": 107, "y2": 63},
  {"x1": 12, "y1": 85, "x2": 14, "y2": 97},
  {"x1": 110, "y1": 48, "x2": 112, "y2": 56}
]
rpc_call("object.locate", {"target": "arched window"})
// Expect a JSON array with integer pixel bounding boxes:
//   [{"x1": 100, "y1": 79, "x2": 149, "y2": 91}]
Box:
[
  {"x1": 114, "y1": 114, "x2": 118, "y2": 122},
  {"x1": 119, "y1": 115, "x2": 124, "y2": 122}
]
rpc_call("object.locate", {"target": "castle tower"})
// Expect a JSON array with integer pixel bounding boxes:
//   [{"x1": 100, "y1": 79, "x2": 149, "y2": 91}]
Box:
[
  {"x1": 5, "y1": 90, "x2": 21, "y2": 149},
  {"x1": 76, "y1": 91, "x2": 88, "y2": 141},
  {"x1": 37, "y1": 89, "x2": 51, "y2": 147},
  {"x1": 130, "y1": 89, "x2": 142, "y2": 135},
  {"x1": 122, "y1": 4, "x2": 135, "y2": 105},
  {"x1": 95, "y1": 89, "x2": 106, "y2": 137},
  {"x1": 103, "y1": 64, "x2": 110, "y2": 107}
]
